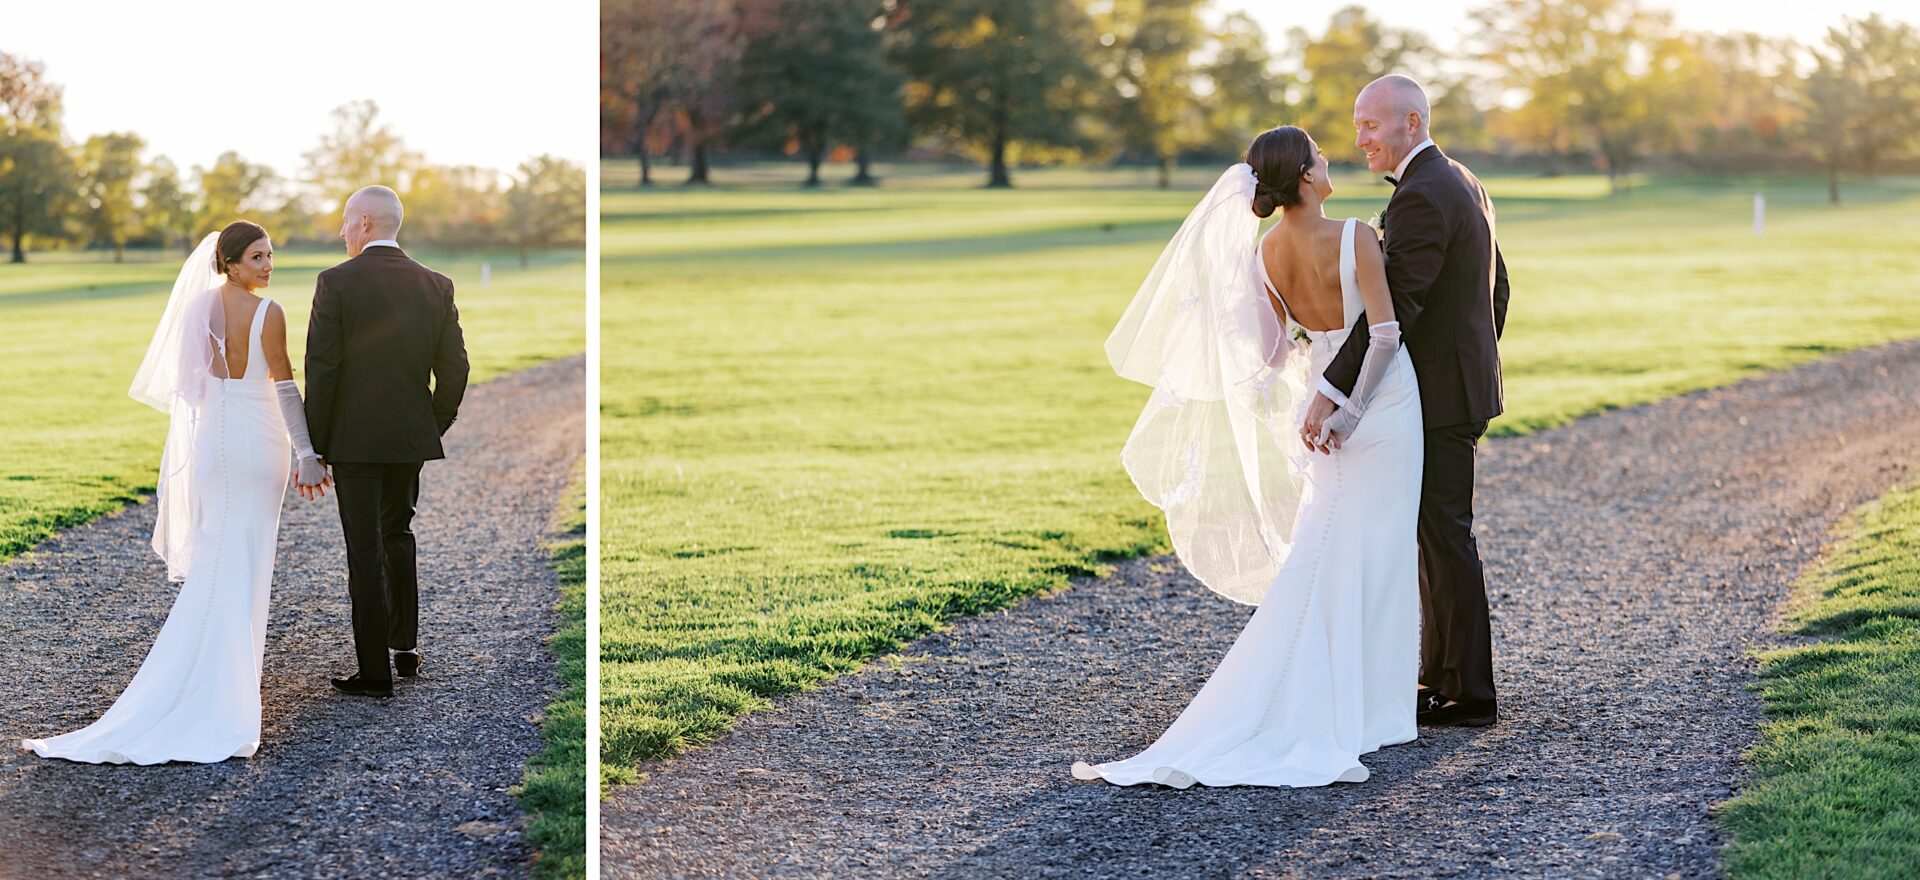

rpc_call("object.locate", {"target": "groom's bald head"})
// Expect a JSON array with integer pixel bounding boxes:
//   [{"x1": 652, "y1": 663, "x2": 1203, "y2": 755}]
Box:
[
  {"x1": 1358, "y1": 75, "x2": 1431, "y2": 137},
  {"x1": 339, "y1": 185, "x2": 404, "y2": 257},
  {"x1": 1354, "y1": 75, "x2": 1432, "y2": 174},
  {"x1": 345, "y1": 185, "x2": 404, "y2": 237}
]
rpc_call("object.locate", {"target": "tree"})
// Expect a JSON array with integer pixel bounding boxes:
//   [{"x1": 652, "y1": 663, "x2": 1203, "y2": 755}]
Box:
[
  {"x1": 676, "y1": 2, "x2": 742, "y2": 185},
  {"x1": 264, "y1": 188, "x2": 320, "y2": 247},
  {"x1": 1794, "y1": 16, "x2": 1920, "y2": 205},
  {"x1": 602, "y1": 0, "x2": 748, "y2": 187},
  {"x1": 0, "y1": 53, "x2": 75, "y2": 263},
  {"x1": 1426, "y1": 73, "x2": 1495, "y2": 153},
  {"x1": 893, "y1": 0, "x2": 1098, "y2": 187},
  {"x1": 1692, "y1": 32, "x2": 1802, "y2": 163},
  {"x1": 604, "y1": 0, "x2": 676, "y2": 187},
  {"x1": 843, "y1": 2, "x2": 914, "y2": 185},
  {"x1": 1288, "y1": 6, "x2": 1434, "y2": 155},
  {"x1": 735, "y1": 0, "x2": 906, "y2": 187},
  {"x1": 301, "y1": 100, "x2": 420, "y2": 216},
  {"x1": 1802, "y1": 52, "x2": 1857, "y2": 204},
  {"x1": 843, "y1": 93, "x2": 912, "y2": 185},
  {"x1": 195, "y1": 151, "x2": 276, "y2": 237},
  {"x1": 505, "y1": 155, "x2": 585, "y2": 266},
  {"x1": 1472, "y1": 0, "x2": 1709, "y2": 192},
  {"x1": 1095, "y1": 0, "x2": 1210, "y2": 188},
  {"x1": 1197, "y1": 11, "x2": 1292, "y2": 154},
  {"x1": 408, "y1": 164, "x2": 506, "y2": 247},
  {"x1": 0, "y1": 129, "x2": 73, "y2": 264},
  {"x1": 76, "y1": 132, "x2": 145, "y2": 261},
  {"x1": 1822, "y1": 15, "x2": 1920, "y2": 180},
  {"x1": 142, "y1": 156, "x2": 197, "y2": 253}
]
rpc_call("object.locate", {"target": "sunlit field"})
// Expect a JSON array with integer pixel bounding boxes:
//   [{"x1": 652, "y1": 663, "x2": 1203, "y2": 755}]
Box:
[
  {"x1": 0, "y1": 247, "x2": 586, "y2": 561},
  {"x1": 601, "y1": 159, "x2": 1920, "y2": 779}
]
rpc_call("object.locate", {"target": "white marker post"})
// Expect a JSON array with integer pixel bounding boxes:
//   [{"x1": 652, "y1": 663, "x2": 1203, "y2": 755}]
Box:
[
  {"x1": 1754, "y1": 193, "x2": 1765, "y2": 237},
  {"x1": 481, "y1": 260, "x2": 492, "y2": 289}
]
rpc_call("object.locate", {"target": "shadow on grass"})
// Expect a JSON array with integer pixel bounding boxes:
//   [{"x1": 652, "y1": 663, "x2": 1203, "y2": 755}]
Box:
[
  {"x1": 600, "y1": 203, "x2": 903, "y2": 225},
  {"x1": 1720, "y1": 479, "x2": 1920, "y2": 880},
  {"x1": 0, "y1": 280, "x2": 172, "y2": 310},
  {"x1": 602, "y1": 217, "x2": 1186, "y2": 269}
]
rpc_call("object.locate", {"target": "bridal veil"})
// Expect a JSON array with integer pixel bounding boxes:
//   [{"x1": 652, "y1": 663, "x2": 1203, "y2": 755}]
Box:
[
  {"x1": 1104, "y1": 164, "x2": 1312, "y2": 605},
  {"x1": 129, "y1": 232, "x2": 227, "y2": 582}
]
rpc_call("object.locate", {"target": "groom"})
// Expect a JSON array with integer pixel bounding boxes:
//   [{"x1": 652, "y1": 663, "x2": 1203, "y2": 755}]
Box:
[
  {"x1": 305, "y1": 185, "x2": 470, "y2": 697},
  {"x1": 1304, "y1": 75, "x2": 1510, "y2": 727}
]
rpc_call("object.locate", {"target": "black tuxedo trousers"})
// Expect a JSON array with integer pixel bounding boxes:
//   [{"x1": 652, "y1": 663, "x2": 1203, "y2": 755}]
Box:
[
  {"x1": 1418, "y1": 420, "x2": 1495, "y2": 704},
  {"x1": 332, "y1": 461, "x2": 424, "y2": 682}
]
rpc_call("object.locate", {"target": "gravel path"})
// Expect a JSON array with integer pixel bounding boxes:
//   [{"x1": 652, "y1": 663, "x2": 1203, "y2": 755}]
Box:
[
  {"x1": 602, "y1": 340, "x2": 1920, "y2": 879},
  {"x1": 0, "y1": 355, "x2": 583, "y2": 879}
]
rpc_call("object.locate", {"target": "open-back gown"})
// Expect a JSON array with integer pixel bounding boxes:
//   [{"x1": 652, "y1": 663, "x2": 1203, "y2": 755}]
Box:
[
  {"x1": 25, "y1": 297, "x2": 290, "y2": 764},
  {"x1": 1075, "y1": 218, "x2": 1424, "y2": 787}
]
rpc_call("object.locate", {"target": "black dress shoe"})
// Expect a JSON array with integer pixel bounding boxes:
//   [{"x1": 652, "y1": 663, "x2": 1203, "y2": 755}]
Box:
[
  {"x1": 1417, "y1": 692, "x2": 1496, "y2": 727},
  {"x1": 330, "y1": 674, "x2": 394, "y2": 697},
  {"x1": 394, "y1": 650, "x2": 423, "y2": 678}
]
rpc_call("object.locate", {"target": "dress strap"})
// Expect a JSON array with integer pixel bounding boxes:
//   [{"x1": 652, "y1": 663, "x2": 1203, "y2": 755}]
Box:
[
  {"x1": 1337, "y1": 219, "x2": 1359, "y2": 327},
  {"x1": 248, "y1": 298, "x2": 271, "y2": 338},
  {"x1": 242, "y1": 298, "x2": 271, "y2": 379}
]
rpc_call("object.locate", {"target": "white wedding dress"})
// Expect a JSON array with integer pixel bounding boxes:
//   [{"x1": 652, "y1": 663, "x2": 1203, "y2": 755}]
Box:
[
  {"x1": 1078, "y1": 213, "x2": 1424, "y2": 788},
  {"x1": 24, "y1": 296, "x2": 291, "y2": 764}
]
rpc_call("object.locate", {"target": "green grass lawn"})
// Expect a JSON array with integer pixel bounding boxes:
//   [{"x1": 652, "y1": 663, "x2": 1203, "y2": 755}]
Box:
[
  {"x1": 600, "y1": 160, "x2": 1920, "y2": 780},
  {"x1": 518, "y1": 473, "x2": 586, "y2": 880},
  {"x1": 0, "y1": 246, "x2": 586, "y2": 561},
  {"x1": 1720, "y1": 479, "x2": 1920, "y2": 879}
]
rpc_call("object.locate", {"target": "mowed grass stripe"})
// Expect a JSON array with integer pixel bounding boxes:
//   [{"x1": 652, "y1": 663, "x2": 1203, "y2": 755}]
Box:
[
  {"x1": 1721, "y1": 478, "x2": 1920, "y2": 879},
  {"x1": 0, "y1": 249, "x2": 587, "y2": 561},
  {"x1": 601, "y1": 168, "x2": 1920, "y2": 778}
]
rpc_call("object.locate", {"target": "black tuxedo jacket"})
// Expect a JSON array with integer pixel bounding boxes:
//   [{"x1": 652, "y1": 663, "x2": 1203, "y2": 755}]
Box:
[
  {"x1": 1324, "y1": 145, "x2": 1509, "y2": 428},
  {"x1": 304, "y1": 245, "x2": 469, "y2": 463}
]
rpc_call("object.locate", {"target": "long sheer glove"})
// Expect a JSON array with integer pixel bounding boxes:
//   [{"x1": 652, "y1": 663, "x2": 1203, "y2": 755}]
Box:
[
  {"x1": 1318, "y1": 320, "x2": 1401, "y2": 444},
  {"x1": 275, "y1": 380, "x2": 328, "y2": 486}
]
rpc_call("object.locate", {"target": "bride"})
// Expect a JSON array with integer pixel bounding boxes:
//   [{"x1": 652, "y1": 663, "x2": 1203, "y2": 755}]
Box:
[
  {"x1": 1075, "y1": 125, "x2": 1423, "y2": 788},
  {"x1": 23, "y1": 221, "x2": 329, "y2": 764}
]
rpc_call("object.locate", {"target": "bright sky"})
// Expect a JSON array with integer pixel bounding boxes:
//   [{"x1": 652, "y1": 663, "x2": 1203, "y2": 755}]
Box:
[
  {"x1": 1228, "y1": 0, "x2": 1920, "y2": 51},
  {"x1": 2, "y1": 2, "x2": 595, "y2": 178}
]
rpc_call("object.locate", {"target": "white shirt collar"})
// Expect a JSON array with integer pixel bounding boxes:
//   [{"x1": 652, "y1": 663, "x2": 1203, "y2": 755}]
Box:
[
  {"x1": 1389, "y1": 139, "x2": 1437, "y2": 183},
  {"x1": 363, "y1": 239, "x2": 400, "y2": 251}
]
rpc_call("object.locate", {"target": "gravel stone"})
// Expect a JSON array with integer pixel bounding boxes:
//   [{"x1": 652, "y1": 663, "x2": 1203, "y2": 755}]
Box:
[
  {"x1": 600, "y1": 342, "x2": 1920, "y2": 879},
  {"x1": 0, "y1": 355, "x2": 583, "y2": 879}
]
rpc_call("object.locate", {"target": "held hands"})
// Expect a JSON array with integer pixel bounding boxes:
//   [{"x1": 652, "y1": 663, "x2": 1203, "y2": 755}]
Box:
[
  {"x1": 1300, "y1": 392, "x2": 1344, "y2": 454},
  {"x1": 295, "y1": 455, "x2": 332, "y2": 501}
]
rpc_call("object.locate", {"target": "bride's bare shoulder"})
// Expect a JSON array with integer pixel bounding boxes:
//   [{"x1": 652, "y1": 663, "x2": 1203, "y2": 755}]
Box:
[
  {"x1": 1255, "y1": 220, "x2": 1284, "y2": 257},
  {"x1": 1306, "y1": 216, "x2": 1347, "y2": 247}
]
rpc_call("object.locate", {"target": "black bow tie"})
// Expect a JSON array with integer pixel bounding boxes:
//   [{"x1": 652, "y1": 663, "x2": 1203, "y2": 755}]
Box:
[{"x1": 1384, "y1": 175, "x2": 1400, "y2": 188}]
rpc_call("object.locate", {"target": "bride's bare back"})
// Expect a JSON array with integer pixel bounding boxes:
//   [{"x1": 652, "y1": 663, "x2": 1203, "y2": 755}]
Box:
[
  {"x1": 215, "y1": 288, "x2": 260, "y2": 377},
  {"x1": 1258, "y1": 216, "x2": 1371, "y2": 332}
]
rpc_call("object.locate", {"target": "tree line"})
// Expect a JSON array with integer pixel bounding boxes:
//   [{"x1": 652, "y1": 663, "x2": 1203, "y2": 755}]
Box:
[
  {"x1": 601, "y1": 0, "x2": 1920, "y2": 199},
  {"x1": 0, "y1": 54, "x2": 587, "y2": 265}
]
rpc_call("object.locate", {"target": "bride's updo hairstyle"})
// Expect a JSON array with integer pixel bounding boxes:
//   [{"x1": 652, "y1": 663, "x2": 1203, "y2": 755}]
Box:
[
  {"x1": 213, "y1": 221, "x2": 268, "y2": 276},
  {"x1": 1245, "y1": 126, "x2": 1313, "y2": 219}
]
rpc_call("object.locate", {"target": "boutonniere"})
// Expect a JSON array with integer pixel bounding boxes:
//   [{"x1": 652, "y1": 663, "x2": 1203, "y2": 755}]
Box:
[{"x1": 1367, "y1": 212, "x2": 1385, "y2": 234}]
